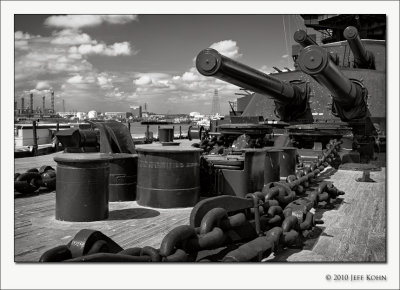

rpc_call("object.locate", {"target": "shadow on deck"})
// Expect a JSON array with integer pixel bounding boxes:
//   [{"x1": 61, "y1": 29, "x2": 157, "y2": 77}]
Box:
[{"x1": 108, "y1": 207, "x2": 160, "y2": 220}]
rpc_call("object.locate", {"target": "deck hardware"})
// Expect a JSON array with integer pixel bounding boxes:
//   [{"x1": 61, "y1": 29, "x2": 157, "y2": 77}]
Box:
[
  {"x1": 14, "y1": 172, "x2": 41, "y2": 194},
  {"x1": 39, "y1": 139, "x2": 347, "y2": 262},
  {"x1": 68, "y1": 229, "x2": 123, "y2": 258},
  {"x1": 159, "y1": 225, "x2": 197, "y2": 257},
  {"x1": 39, "y1": 245, "x2": 72, "y2": 262},
  {"x1": 199, "y1": 207, "x2": 228, "y2": 235}
]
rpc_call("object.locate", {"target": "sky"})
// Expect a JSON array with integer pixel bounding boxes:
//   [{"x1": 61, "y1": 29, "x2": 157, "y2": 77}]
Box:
[{"x1": 14, "y1": 14, "x2": 307, "y2": 115}]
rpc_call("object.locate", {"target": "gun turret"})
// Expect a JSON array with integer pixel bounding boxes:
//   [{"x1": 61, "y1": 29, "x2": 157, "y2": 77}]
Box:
[
  {"x1": 297, "y1": 44, "x2": 376, "y2": 161},
  {"x1": 196, "y1": 48, "x2": 312, "y2": 122},
  {"x1": 343, "y1": 26, "x2": 375, "y2": 69}
]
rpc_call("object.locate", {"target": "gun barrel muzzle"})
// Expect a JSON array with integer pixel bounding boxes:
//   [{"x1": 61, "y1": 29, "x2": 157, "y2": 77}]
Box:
[{"x1": 297, "y1": 45, "x2": 358, "y2": 107}]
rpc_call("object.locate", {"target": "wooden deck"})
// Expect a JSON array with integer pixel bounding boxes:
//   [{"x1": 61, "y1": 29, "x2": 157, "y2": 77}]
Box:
[{"x1": 14, "y1": 153, "x2": 386, "y2": 262}]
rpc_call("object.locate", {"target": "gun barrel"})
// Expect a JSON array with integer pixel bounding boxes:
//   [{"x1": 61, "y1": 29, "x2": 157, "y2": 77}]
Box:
[
  {"x1": 343, "y1": 26, "x2": 374, "y2": 68},
  {"x1": 196, "y1": 48, "x2": 296, "y2": 102},
  {"x1": 294, "y1": 30, "x2": 318, "y2": 47},
  {"x1": 297, "y1": 45, "x2": 359, "y2": 108}
]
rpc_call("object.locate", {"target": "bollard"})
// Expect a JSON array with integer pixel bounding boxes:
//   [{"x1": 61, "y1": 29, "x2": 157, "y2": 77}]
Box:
[
  {"x1": 158, "y1": 127, "x2": 174, "y2": 143},
  {"x1": 136, "y1": 145, "x2": 202, "y2": 208},
  {"x1": 54, "y1": 153, "x2": 111, "y2": 222}
]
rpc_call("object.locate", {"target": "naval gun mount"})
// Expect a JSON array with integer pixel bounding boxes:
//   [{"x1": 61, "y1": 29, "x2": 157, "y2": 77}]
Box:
[
  {"x1": 297, "y1": 39, "x2": 377, "y2": 162},
  {"x1": 196, "y1": 48, "x2": 351, "y2": 152},
  {"x1": 196, "y1": 48, "x2": 313, "y2": 125}
]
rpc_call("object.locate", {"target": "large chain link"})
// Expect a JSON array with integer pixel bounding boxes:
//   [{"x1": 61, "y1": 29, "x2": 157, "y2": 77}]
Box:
[
  {"x1": 39, "y1": 139, "x2": 344, "y2": 262},
  {"x1": 15, "y1": 165, "x2": 56, "y2": 195}
]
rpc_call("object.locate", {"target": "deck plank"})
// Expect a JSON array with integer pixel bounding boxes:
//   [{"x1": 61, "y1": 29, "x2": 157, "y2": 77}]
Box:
[{"x1": 14, "y1": 154, "x2": 386, "y2": 262}]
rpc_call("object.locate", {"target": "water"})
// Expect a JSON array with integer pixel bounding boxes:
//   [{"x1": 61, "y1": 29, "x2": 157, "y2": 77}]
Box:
[{"x1": 125, "y1": 122, "x2": 191, "y2": 139}]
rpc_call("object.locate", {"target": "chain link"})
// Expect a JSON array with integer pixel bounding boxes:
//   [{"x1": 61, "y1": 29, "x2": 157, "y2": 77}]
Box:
[{"x1": 14, "y1": 166, "x2": 56, "y2": 195}]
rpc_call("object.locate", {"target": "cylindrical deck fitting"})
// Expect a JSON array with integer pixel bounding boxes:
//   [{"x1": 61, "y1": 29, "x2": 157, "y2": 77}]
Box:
[
  {"x1": 158, "y1": 127, "x2": 174, "y2": 142},
  {"x1": 297, "y1": 45, "x2": 359, "y2": 108},
  {"x1": 196, "y1": 48, "x2": 296, "y2": 102},
  {"x1": 278, "y1": 147, "x2": 297, "y2": 179},
  {"x1": 108, "y1": 153, "x2": 138, "y2": 202},
  {"x1": 264, "y1": 148, "x2": 282, "y2": 184},
  {"x1": 136, "y1": 145, "x2": 203, "y2": 208},
  {"x1": 343, "y1": 26, "x2": 374, "y2": 69},
  {"x1": 54, "y1": 153, "x2": 111, "y2": 222}
]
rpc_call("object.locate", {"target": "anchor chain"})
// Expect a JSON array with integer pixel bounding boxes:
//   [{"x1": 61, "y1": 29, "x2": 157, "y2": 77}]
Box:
[
  {"x1": 14, "y1": 165, "x2": 56, "y2": 195},
  {"x1": 39, "y1": 139, "x2": 344, "y2": 262}
]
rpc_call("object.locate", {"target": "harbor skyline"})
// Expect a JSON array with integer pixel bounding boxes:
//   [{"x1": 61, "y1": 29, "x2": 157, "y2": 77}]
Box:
[{"x1": 15, "y1": 14, "x2": 305, "y2": 114}]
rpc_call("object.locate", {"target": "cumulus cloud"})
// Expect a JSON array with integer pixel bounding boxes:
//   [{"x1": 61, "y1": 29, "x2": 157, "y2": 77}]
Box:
[
  {"x1": 97, "y1": 73, "x2": 114, "y2": 89},
  {"x1": 51, "y1": 29, "x2": 94, "y2": 45},
  {"x1": 70, "y1": 41, "x2": 134, "y2": 56},
  {"x1": 15, "y1": 31, "x2": 41, "y2": 51},
  {"x1": 15, "y1": 31, "x2": 36, "y2": 40},
  {"x1": 67, "y1": 74, "x2": 96, "y2": 84},
  {"x1": 133, "y1": 73, "x2": 171, "y2": 87},
  {"x1": 134, "y1": 75, "x2": 152, "y2": 86},
  {"x1": 15, "y1": 40, "x2": 29, "y2": 50},
  {"x1": 29, "y1": 88, "x2": 52, "y2": 94},
  {"x1": 210, "y1": 40, "x2": 242, "y2": 59},
  {"x1": 259, "y1": 65, "x2": 274, "y2": 74},
  {"x1": 35, "y1": 81, "x2": 52, "y2": 90},
  {"x1": 44, "y1": 15, "x2": 138, "y2": 29}
]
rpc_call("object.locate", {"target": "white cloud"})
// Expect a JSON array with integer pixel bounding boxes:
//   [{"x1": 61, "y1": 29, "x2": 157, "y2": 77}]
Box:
[
  {"x1": 97, "y1": 74, "x2": 114, "y2": 89},
  {"x1": 107, "y1": 42, "x2": 132, "y2": 56},
  {"x1": 44, "y1": 15, "x2": 138, "y2": 29},
  {"x1": 282, "y1": 54, "x2": 289, "y2": 58},
  {"x1": 29, "y1": 88, "x2": 51, "y2": 94},
  {"x1": 134, "y1": 75, "x2": 152, "y2": 86},
  {"x1": 101, "y1": 15, "x2": 138, "y2": 25},
  {"x1": 35, "y1": 81, "x2": 51, "y2": 90},
  {"x1": 51, "y1": 29, "x2": 94, "y2": 45},
  {"x1": 15, "y1": 40, "x2": 29, "y2": 50},
  {"x1": 15, "y1": 31, "x2": 34, "y2": 40},
  {"x1": 259, "y1": 65, "x2": 273, "y2": 74},
  {"x1": 15, "y1": 31, "x2": 41, "y2": 50},
  {"x1": 67, "y1": 74, "x2": 96, "y2": 84},
  {"x1": 210, "y1": 40, "x2": 242, "y2": 59},
  {"x1": 181, "y1": 71, "x2": 200, "y2": 82},
  {"x1": 67, "y1": 75, "x2": 84, "y2": 84},
  {"x1": 74, "y1": 41, "x2": 134, "y2": 56},
  {"x1": 133, "y1": 73, "x2": 171, "y2": 87},
  {"x1": 68, "y1": 53, "x2": 82, "y2": 60}
]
